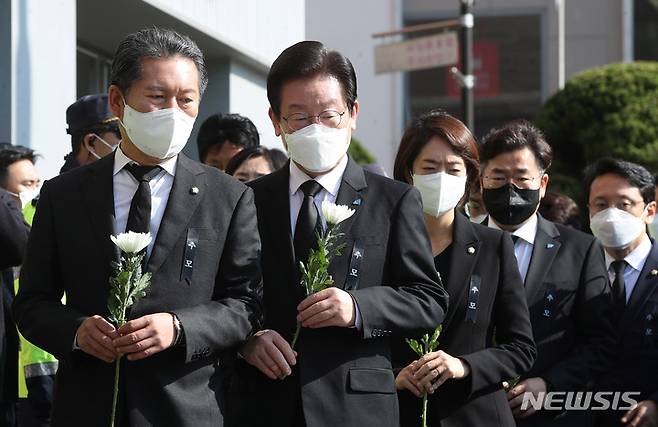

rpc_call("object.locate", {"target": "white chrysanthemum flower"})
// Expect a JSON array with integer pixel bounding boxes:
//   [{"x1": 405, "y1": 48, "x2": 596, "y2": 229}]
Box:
[
  {"x1": 110, "y1": 231, "x2": 152, "y2": 254},
  {"x1": 321, "y1": 201, "x2": 356, "y2": 226}
]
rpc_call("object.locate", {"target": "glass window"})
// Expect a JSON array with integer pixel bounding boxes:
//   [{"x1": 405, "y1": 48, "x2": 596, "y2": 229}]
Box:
[
  {"x1": 76, "y1": 45, "x2": 112, "y2": 97},
  {"x1": 404, "y1": 14, "x2": 542, "y2": 137},
  {"x1": 634, "y1": 0, "x2": 658, "y2": 60}
]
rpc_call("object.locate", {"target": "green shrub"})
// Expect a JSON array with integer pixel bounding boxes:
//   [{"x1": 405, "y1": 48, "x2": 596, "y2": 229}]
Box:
[
  {"x1": 348, "y1": 137, "x2": 376, "y2": 165},
  {"x1": 536, "y1": 61, "x2": 658, "y2": 200}
]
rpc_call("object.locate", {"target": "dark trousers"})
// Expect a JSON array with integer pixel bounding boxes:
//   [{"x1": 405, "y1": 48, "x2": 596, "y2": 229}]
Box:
[
  {"x1": 0, "y1": 400, "x2": 18, "y2": 427},
  {"x1": 18, "y1": 374, "x2": 54, "y2": 427}
]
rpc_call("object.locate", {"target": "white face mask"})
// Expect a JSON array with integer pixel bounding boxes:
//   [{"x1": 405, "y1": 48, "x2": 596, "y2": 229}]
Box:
[
  {"x1": 283, "y1": 124, "x2": 350, "y2": 173},
  {"x1": 590, "y1": 207, "x2": 647, "y2": 249},
  {"x1": 119, "y1": 99, "x2": 196, "y2": 160},
  {"x1": 88, "y1": 133, "x2": 118, "y2": 160},
  {"x1": 9, "y1": 187, "x2": 40, "y2": 210},
  {"x1": 413, "y1": 172, "x2": 467, "y2": 218}
]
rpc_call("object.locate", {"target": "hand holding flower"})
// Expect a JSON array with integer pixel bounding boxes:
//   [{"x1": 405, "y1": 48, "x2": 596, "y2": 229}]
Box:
[
  {"x1": 112, "y1": 312, "x2": 177, "y2": 361},
  {"x1": 297, "y1": 287, "x2": 356, "y2": 328},
  {"x1": 107, "y1": 231, "x2": 153, "y2": 427},
  {"x1": 396, "y1": 361, "x2": 424, "y2": 398},
  {"x1": 412, "y1": 350, "x2": 471, "y2": 394},
  {"x1": 75, "y1": 315, "x2": 120, "y2": 363},
  {"x1": 290, "y1": 201, "x2": 355, "y2": 349}
]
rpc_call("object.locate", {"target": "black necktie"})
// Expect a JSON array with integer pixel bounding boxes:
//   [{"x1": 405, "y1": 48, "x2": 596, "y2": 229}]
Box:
[
  {"x1": 611, "y1": 260, "x2": 627, "y2": 314},
  {"x1": 294, "y1": 180, "x2": 323, "y2": 267},
  {"x1": 125, "y1": 164, "x2": 163, "y2": 235}
]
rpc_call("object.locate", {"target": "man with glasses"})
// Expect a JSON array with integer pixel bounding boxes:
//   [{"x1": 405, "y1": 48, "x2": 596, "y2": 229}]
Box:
[
  {"x1": 60, "y1": 94, "x2": 121, "y2": 174},
  {"x1": 228, "y1": 41, "x2": 448, "y2": 427},
  {"x1": 479, "y1": 121, "x2": 615, "y2": 426},
  {"x1": 584, "y1": 158, "x2": 658, "y2": 427}
]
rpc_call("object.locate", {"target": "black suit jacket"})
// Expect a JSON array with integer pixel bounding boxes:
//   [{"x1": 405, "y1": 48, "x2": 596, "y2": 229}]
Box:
[
  {"x1": 597, "y1": 239, "x2": 658, "y2": 427},
  {"x1": 0, "y1": 189, "x2": 29, "y2": 403},
  {"x1": 13, "y1": 153, "x2": 263, "y2": 426},
  {"x1": 228, "y1": 158, "x2": 448, "y2": 427},
  {"x1": 510, "y1": 215, "x2": 616, "y2": 427},
  {"x1": 395, "y1": 212, "x2": 536, "y2": 427}
]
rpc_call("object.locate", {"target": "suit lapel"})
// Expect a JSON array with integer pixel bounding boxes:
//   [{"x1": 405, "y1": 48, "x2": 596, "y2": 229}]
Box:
[
  {"x1": 441, "y1": 212, "x2": 480, "y2": 327},
  {"x1": 330, "y1": 158, "x2": 367, "y2": 288},
  {"x1": 261, "y1": 165, "x2": 298, "y2": 292},
  {"x1": 80, "y1": 153, "x2": 119, "y2": 263},
  {"x1": 524, "y1": 215, "x2": 561, "y2": 303},
  {"x1": 623, "y1": 241, "x2": 658, "y2": 329},
  {"x1": 146, "y1": 155, "x2": 205, "y2": 273},
  {"x1": 333, "y1": 157, "x2": 367, "y2": 238}
]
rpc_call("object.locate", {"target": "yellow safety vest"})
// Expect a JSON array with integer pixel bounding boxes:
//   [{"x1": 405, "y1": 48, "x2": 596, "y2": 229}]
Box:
[{"x1": 15, "y1": 201, "x2": 59, "y2": 398}]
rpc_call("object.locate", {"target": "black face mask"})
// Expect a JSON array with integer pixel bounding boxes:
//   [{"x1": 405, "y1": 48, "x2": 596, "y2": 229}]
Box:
[{"x1": 482, "y1": 183, "x2": 540, "y2": 226}]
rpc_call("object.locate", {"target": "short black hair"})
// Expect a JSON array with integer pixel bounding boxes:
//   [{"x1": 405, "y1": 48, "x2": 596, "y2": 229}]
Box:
[
  {"x1": 197, "y1": 113, "x2": 260, "y2": 161},
  {"x1": 0, "y1": 143, "x2": 37, "y2": 186},
  {"x1": 539, "y1": 191, "x2": 581, "y2": 229},
  {"x1": 267, "y1": 148, "x2": 288, "y2": 170},
  {"x1": 267, "y1": 41, "x2": 357, "y2": 117},
  {"x1": 225, "y1": 146, "x2": 274, "y2": 176},
  {"x1": 583, "y1": 158, "x2": 655, "y2": 204},
  {"x1": 480, "y1": 120, "x2": 553, "y2": 171},
  {"x1": 110, "y1": 27, "x2": 208, "y2": 96}
]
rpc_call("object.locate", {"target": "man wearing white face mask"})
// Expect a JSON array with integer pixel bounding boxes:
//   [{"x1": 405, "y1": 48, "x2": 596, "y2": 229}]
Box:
[
  {"x1": 0, "y1": 144, "x2": 40, "y2": 211},
  {"x1": 13, "y1": 28, "x2": 263, "y2": 427},
  {"x1": 584, "y1": 158, "x2": 658, "y2": 427},
  {"x1": 230, "y1": 41, "x2": 448, "y2": 427},
  {"x1": 61, "y1": 94, "x2": 121, "y2": 174}
]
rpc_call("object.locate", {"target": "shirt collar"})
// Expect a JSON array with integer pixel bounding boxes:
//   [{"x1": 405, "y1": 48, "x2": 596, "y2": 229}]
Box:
[
  {"x1": 289, "y1": 155, "x2": 348, "y2": 197},
  {"x1": 113, "y1": 144, "x2": 177, "y2": 177},
  {"x1": 488, "y1": 213, "x2": 538, "y2": 245},
  {"x1": 605, "y1": 233, "x2": 652, "y2": 273}
]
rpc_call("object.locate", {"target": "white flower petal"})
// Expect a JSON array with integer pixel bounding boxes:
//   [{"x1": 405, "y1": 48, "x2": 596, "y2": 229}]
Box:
[
  {"x1": 322, "y1": 201, "x2": 355, "y2": 225},
  {"x1": 111, "y1": 231, "x2": 152, "y2": 253}
]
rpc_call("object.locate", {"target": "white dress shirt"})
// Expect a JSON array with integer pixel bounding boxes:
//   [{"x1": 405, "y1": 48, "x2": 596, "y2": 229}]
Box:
[
  {"x1": 605, "y1": 234, "x2": 652, "y2": 303},
  {"x1": 289, "y1": 155, "x2": 348, "y2": 234},
  {"x1": 113, "y1": 146, "x2": 177, "y2": 258},
  {"x1": 489, "y1": 214, "x2": 538, "y2": 283},
  {"x1": 287, "y1": 155, "x2": 362, "y2": 328}
]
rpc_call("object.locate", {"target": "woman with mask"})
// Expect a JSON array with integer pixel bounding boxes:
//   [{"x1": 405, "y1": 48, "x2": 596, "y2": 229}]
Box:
[{"x1": 392, "y1": 110, "x2": 536, "y2": 427}]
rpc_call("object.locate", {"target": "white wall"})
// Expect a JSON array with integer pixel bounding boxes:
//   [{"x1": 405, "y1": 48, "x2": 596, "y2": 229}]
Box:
[
  {"x1": 1, "y1": 0, "x2": 305, "y2": 178},
  {"x1": 229, "y1": 61, "x2": 284, "y2": 150},
  {"x1": 145, "y1": 0, "x2": 306, "y2": 65},
  {"x1": 306, "y1": 0, "x2": 404, "y2": 174},
  {"x1": 8, "y1": 0, "x2": 77, "y2": 180}
]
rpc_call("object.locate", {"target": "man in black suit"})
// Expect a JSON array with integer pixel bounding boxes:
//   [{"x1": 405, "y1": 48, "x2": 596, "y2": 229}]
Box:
[
  {"x1": 0, "y1": 187, "x2": 29, "y2": 426},
  {"x1": 479, "y1": 121, "x2": 615, "y2": 426},
  {"x1": 228, "y1": 41, "x2": 448, "y2": 427},
  {"x1": 584, "y1": 159, "x2": 658, "y2": 427},
  {"x1": 13, "y1": 28, "x2": 262, "y2": 426}
]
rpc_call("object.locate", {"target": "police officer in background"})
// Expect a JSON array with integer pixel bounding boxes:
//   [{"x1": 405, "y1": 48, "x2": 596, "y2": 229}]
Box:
[{"x1": 60, "y1": 94, "x2": 121, "y2": 174}]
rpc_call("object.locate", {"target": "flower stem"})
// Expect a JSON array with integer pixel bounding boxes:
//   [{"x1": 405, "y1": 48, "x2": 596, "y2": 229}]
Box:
[
  {"x1": 291, "y1": 320, "x2": 301, "y2": 350},
  {"x1": 110, "y1": 357, "x2": 121, "y2": 427},
  {"x1": 422, "y1": 393, "x2": 428, "y2": 427},
  {"x1": 110, "y1": 319, "x2": 125, "y2": 427}
]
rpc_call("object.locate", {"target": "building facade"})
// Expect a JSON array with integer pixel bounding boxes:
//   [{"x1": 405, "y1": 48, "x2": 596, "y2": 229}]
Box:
[
  {"x1": 0, "y1": 0, "x2": 304, "y2": 179},
  {"x1": 308, "y1": 0, "x2": 657, "y2": 174}
]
